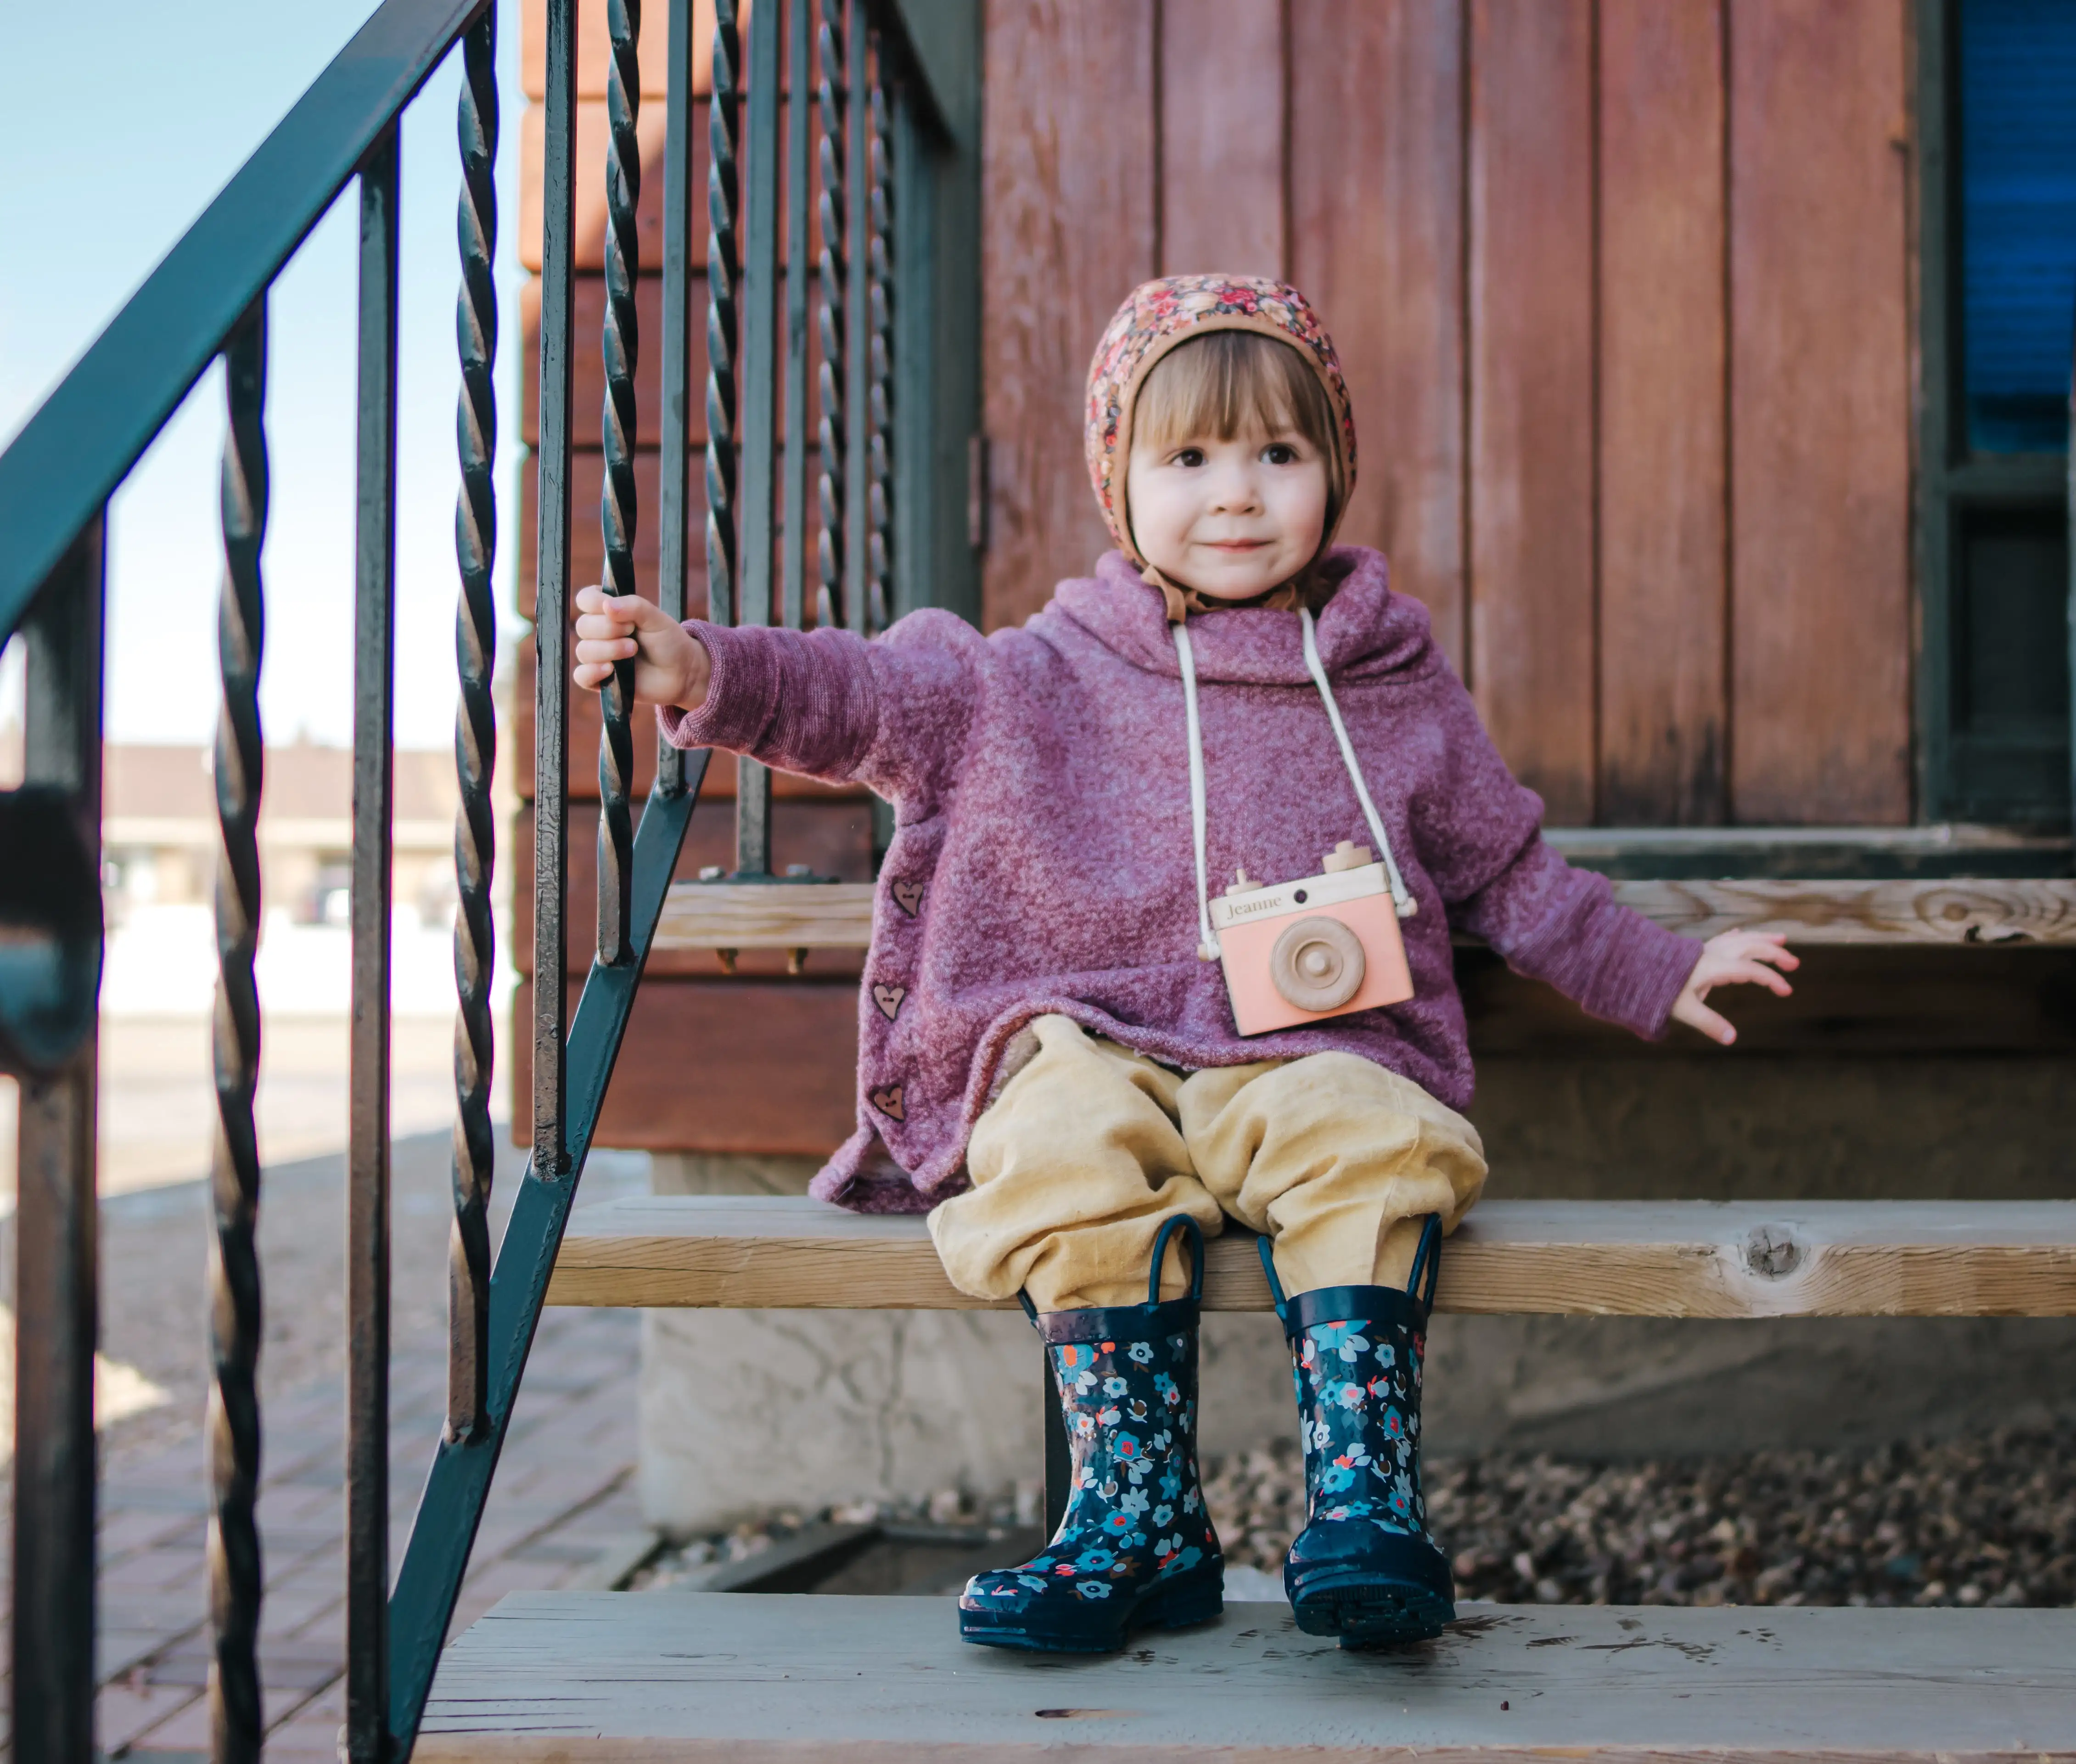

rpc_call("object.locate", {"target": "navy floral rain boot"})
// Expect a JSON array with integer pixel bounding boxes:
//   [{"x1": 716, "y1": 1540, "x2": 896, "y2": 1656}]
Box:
[
  {"x1": 959, "y1": 1215, "x2": 1223, "y2": 1652},
  {"x1": 1259, "y1": 1216, "x2": 1455, "y2": 1647}
]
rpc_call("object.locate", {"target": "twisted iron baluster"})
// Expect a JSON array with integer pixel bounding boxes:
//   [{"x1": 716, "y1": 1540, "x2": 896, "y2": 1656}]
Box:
[
  {"x1": 814, "y1": 0, "x2": 847, "y2": 631},
  {"x1": 208, "y1": 304, "x2": 267, "y2": 1764},
  {"x1": 449, "y1": 5, "x2": 498, "y2": 1444},
  {"x1": 707, "y1": 0, "x2": 741, "y2": 626},
  {"x1": 598, "y1": 0, "x2": 641, "y2": 964},
  {"x1": 865, "y1": 71, "x2": 892, "y2": 634}
]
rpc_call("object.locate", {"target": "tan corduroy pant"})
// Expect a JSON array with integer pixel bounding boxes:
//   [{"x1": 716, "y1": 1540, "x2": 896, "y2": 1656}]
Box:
[{"x1": 928, "y1": 1015, "x2": 1487, "y2": 1312}]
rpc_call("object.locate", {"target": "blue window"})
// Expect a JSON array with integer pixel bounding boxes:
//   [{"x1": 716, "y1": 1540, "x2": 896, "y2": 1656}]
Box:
[{"x1": 1959, "y1": 0, "x2": 2076, "y2": 453}]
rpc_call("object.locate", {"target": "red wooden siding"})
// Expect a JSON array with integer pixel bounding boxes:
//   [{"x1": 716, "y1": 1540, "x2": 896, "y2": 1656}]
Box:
[
  {"x1": 979, "y1": 0, "x2": 1917, "y2": 829},
  {"x1": 979, "y1": 0, "x2": 1156, "y2": 634},
  {"x1": 1467, "y1": 0, "x2": 1598, "y2": 824},
  {"x1": 1288, "y1": 0, "x2": 1468, "y2": 671},
  {"x1": 1158, "y1": 0, "x2": 1286, "y2": 279},
  {"x1": 1597, "y1": 0, "x2": 1728, "y2": 825},
  {"x1": 1728, "y1": 0, "x2": 1913, "y2": 824}
]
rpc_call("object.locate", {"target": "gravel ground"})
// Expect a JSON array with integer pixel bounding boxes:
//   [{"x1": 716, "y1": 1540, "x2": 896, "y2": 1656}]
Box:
[
  {"x1": 1206, "y1": 1427, "x2": 2076, "y2": 1607},
  {"x1": 640, "y1": 1427, "x2": 2076, "y2": 1609}
]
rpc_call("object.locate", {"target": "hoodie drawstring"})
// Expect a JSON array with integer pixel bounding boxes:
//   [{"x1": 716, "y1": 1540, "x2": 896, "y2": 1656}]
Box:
[{"x1": 1174, "y1": 608, "x2": 1417, "y2": 965}]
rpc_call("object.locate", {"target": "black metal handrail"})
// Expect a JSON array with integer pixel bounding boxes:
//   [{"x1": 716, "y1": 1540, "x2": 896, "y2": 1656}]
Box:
[
  {"x1": 0, "y1": 1, "x2": 956, "y2": 1761},
  {"x1": 0, "y1": 0, "x2": 484, "y2": 648}
]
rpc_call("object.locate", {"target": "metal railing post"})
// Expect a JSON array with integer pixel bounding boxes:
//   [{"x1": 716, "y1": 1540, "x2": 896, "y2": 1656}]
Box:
[
  {"x1": 815, "y1": 0, "x2": 848, "y2": 634},
  {"x1": 865, "y1": 69, "x2": 893, "y2": 634},
  {"x1": 10, "y1": 516, "x2": 107, "y2": 1764},
  {"x1": 703, "y1": 0, "x2": 742, "y2": 636},
  {"x1": 347, "y1": 118, "x2": 401, "y2": 1764},
  {"x1": 842, "y1": 2, "x2": 870, "y2": 636},
  {"x1": 781, "y1": 0, "x2": 813, "y2": 639},
  {"x1": 735, "y1": 0, "x2": 782, "y2": 875},
  {"x1": 656, "y1": 0, "x2": 700, "y2": 798},
  {"x1": 208, "y1": 300, "x2": 270, "y2": 1764},
  {"x1": 449, "y1": 0, "x2": 500, "y2": 1452},
  {"x1": 533, "y1": 0, "x2": 578, "y2": 1184},
  {"x1": 598, "y1": 0, "x2": 643, "y2": 964}
]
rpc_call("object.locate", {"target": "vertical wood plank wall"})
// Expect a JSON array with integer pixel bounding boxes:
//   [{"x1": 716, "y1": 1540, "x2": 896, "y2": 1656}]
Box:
[{"x1": 980, "y1": 0, "x2": 1916, "y2": 828}]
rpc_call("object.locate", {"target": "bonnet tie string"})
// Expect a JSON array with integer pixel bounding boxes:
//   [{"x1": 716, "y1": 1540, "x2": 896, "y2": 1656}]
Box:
[{"x1": 1173, "y1": 608, "x2": 1416, "y2": 965}]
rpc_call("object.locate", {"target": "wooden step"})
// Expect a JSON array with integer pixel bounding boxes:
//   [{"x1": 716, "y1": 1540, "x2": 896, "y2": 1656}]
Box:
[
  {"x1": 416, "y1": 1592, "x2": 2076, "y2": 1760},
  {"x1": 652, "y1": 875, "x2": 2076, "y2": 950},
  {"x1": 546, "y1": 1195, "x2": 2076, "y2": 1317}
]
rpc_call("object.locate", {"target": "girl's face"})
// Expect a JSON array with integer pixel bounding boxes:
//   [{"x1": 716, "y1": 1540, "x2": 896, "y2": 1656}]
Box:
[{"x1": 1127, "y1": 417, "x2": 1330, "y2": 601}]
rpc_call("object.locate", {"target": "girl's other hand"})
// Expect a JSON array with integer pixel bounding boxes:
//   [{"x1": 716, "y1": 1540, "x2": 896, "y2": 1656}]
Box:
[
  {"x1": 1670, "y1": 931, "x2": 1798, "y2": 1046},
  {"x1": 572, "y1": 585, "x2": 709, "y2": 709}
]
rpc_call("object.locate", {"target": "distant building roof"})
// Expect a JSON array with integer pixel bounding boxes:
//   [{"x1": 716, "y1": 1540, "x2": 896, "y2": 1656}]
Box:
[{"x1": 103, "y1": 741, "x2": 459, "y2": 846}]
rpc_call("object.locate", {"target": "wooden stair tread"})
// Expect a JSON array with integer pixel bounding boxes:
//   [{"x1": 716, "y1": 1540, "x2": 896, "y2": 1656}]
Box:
[
  {"x1": 547, "y1": 1196, "x2": 2076, "y2": 1317},
  {"x1": 416, "y1": 1593, "x2": 2076, "y2": 1760},
  {"x1": 653, "y1": 876, "x2": 2076, "y2": 949}
]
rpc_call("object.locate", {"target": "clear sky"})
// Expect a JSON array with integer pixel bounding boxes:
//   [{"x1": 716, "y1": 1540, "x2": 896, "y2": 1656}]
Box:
[{"x1": 0, "y1": 0, "x2": 527, "y2": 750}]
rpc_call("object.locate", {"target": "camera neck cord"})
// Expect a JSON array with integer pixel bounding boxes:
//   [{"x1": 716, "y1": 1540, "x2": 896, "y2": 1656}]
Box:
[{"x1": 1172, "y1": 608, "x2": 1417, "y2": 966}]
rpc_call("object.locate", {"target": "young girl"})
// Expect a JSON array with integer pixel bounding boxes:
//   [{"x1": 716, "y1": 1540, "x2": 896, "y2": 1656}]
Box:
[{"x1": 572, "y1": 275, "x2": 1794, "y2": 1654}]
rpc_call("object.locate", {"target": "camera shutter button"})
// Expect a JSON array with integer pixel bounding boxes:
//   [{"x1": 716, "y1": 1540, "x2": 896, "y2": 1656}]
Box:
[{"x1": 1269, "y1": 916, "x2": 1365, "y2": 1012}]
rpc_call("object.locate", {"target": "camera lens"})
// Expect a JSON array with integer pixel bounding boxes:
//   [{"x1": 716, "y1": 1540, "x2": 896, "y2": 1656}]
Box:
[{"x1": 1293, "y1": 888, "x2": 1308, "y2": 904}]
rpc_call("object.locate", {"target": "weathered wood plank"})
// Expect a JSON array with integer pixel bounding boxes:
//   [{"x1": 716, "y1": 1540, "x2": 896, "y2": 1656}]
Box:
[
  {"x1": 1596, "y1": 0, "x2": 1728, "y2": 824},
  {"x1": 1290, "y1": 0, "x2": 1467, "y2": 669},
  {"x1": 979, "y1": 0, "x2": 1156, "y2": 633},
  {"x1": 1158, "y1": 0, "x2": 1285, "y2": 279},
  {"x1": 511, "y1": 804, "x2": 874, "y2": 979},
  {"x1": 645, "y1": 878, "x2": 2076, "y2": 951},
  {"x1": 419, "y1": 1594, "x2": 2076, "y2": 1760},
  {"x1": 1612, "y1": 876, "x2": 2076, "y2": 944},
  {"x1": 1467, "y1": 0, "x2": 1597, "y2": 822},
  {"x1": 1728, "y1": 1, "x2": 1912, "y2": 823},
  {"x1": 654, "y1": 882, "x2": 878, "y2": 948},
  {"x1": 546, "y1": 1196, "x2": 2076, "y2": 1318}
]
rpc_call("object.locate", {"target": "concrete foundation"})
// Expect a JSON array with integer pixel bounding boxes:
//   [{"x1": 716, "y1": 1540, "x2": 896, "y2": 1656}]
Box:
[{"x1": 638, "y1": 1055, "x2": 2076, "y2": 1535}]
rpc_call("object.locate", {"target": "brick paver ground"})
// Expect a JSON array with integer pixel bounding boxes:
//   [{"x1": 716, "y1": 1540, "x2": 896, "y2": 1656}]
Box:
[{"x1": 4, "y1": 1124, "x2": 651, "y2": 1762}]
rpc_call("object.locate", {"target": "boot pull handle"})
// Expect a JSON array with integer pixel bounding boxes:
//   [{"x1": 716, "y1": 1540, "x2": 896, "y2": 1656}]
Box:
[
  {"x1": 1257, "y1": 1215, "x2": 1442, "y2": 1322},
  {"x1": 1255, "y1": 1233, "x2": 1290, "y2": 1325},
  {"x1": 1147, "y1": 1213, "x2": 1206, "y2": 1309},
  {"x1": 1407, "y1": 1213, "x2": 1443, "y2": 1314}
]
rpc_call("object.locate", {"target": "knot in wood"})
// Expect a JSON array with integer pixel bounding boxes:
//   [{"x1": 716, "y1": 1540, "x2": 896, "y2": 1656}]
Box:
[{"x1": 1744, "y1": 1224, "x2": 1803, "y2": 1280}]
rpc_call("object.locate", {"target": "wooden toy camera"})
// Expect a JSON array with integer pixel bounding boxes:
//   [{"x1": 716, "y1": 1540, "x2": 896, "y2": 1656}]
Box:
[{"x1": 1209, "y1": 841, "x2": 1414, "y2": 1035}]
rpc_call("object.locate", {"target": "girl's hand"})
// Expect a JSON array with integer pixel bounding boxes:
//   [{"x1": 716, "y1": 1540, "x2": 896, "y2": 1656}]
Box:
[
  {"x1": 571, "y1": 585, "x2": 710, "y2": 708},
  {"x1": 1671, "y1": 931, "x2": 1798, "y2": 1046}
]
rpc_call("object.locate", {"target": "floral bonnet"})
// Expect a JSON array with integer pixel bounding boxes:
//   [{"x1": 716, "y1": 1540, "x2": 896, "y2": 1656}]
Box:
[{"x1": 1083, "y1": 274, "x2": 1358, "y2": 572}]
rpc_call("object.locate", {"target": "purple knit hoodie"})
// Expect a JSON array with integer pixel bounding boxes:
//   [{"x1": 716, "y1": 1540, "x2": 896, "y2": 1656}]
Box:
[{"x1": 659, "y1": 546, "x2": 1702, "y2": 1214}]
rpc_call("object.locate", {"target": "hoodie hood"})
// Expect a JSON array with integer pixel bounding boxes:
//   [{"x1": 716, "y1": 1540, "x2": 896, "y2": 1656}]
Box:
[
  {"x1": 1049, "y1": 546, "x2": 1442, "y2": 688},
  {"x1": 1084, "y1": 275, "x2": 1359, "y2": 570}
]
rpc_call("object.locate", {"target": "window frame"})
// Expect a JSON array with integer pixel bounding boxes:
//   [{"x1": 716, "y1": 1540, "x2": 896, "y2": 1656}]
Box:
[{"x1": 1912, "y1": 0, "x2": 2073, "y2": 831}]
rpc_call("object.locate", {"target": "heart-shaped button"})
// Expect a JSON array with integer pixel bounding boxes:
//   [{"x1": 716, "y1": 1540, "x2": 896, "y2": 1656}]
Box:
[
  {"x1": 869, "y1": 1084, "x2": 905, "y2": 1122},
  {"x1": 871, "y1": 983, "x2": 906, "y2": 1021},
  {"x1": 891, "y1": 880, "x2": 924, "y2": 917}
]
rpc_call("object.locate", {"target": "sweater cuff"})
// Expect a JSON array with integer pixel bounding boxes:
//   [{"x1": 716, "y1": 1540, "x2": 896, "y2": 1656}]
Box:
[
  {"x1": 1588, "y1": 913, "x2": 1705, "y2": 1040},
  {"x1": 656, "y1": 621, "x2": 763, "y2": 752}
]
